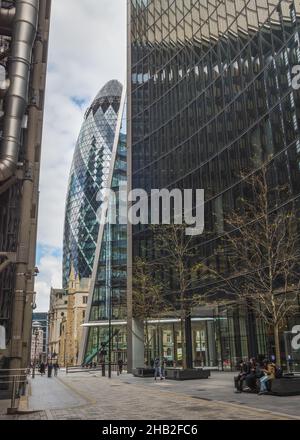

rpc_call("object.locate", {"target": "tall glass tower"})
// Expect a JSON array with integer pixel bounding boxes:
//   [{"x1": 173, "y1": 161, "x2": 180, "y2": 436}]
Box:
[
  {"x1": 63, "y1": 80, "x2": 123, "y2": 287},
  {"x1": 79, "y1": 89, "x2": 127, "y2": 366}
]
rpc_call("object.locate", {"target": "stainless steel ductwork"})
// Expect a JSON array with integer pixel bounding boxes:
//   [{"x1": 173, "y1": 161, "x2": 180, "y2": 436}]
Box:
[
  {"x1": 0, "y1": 0, "x2": 39, "y2": 182},
  {"x1": 0, "y1": 5, "x2": 15, "y2": 33}
]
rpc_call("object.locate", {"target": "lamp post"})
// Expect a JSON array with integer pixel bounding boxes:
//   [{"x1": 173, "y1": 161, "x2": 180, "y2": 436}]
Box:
[
  {"x1": 108, "y1": 282, "x2": 112, "y2": 379},
  {"x1": 32, "y1": 326, "x2": 39, "y2": 379},
  {"x1": 283, "y1": 331, "x2": 293, "y2": 374}
]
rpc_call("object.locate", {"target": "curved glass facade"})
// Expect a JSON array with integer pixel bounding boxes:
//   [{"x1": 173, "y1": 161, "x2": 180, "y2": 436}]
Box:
[
  {"x1": 129, "y1": 0, "x2": 300, "y2": 368},
  {"x1": 80, "y1": 92, "x2": 127, "y2": 365},
  {"x1": 63, "y1": 80, "x2": 123, "y2": 287}
]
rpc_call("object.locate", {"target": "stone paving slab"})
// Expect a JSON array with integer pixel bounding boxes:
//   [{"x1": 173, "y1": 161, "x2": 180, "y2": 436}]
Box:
[
  {"x1": 1, "y1": 371, "x2": 299, "y2": 420},
  {"x1": 118, "y1": 371, "x2": 300, "y2": 418}
]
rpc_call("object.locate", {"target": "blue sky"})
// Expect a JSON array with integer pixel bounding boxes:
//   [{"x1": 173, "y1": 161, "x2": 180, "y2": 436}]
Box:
[{"x1": 35, "y1": 0, "x2": 126, "y2": 311}]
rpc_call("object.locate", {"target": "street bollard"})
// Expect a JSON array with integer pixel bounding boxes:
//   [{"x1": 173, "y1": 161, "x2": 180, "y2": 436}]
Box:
[{"x1": 102, "y1": 363, "x2": 105, "y2": 377}]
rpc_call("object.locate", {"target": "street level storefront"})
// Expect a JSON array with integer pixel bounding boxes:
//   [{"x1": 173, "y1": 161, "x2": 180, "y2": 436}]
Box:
[{"x1": 82, "y1": 304, "x2": 300, "y2": 372}]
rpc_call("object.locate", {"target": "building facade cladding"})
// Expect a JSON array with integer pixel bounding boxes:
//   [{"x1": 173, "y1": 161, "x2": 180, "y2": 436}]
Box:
[
  {"x1": 32, "y1": 312, "x2": 48, "y2": 354},
  {"x1": 79, "y1": 92, "x2": 127, "y2": 366},
  {"x1": 48, "y1": 288, "x2": 68, "y2": 362},
  {"x1": 0, "y1": 0, "x2": 52, "y2": 372},
  {"x1": 129, "y1": 0, "x2": 300, "y2": 366},
  {"x1": 63, "y1": 80, "x2": 123, "y2": 288}
]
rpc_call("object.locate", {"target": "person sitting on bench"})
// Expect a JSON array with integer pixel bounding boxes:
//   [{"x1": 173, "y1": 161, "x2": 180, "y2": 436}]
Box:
[
  {"x1": 234, "y1": 359, "x2": 248, "y2": 393},
  {"x1": 244, "y1": 358, "x2": 261, "y2": 392},
  {"x1": 259, "y1": 360, "x2": 276, "y2": 395}
]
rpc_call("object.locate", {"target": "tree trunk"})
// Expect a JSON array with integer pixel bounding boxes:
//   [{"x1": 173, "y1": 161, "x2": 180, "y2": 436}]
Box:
[
  {"x1": 274, "y1": 323, "x2": 281, "y2": 367},
  {"x1": 185, "y1": 315, "x2": 193, "y2": 369},
  {"x1": 180, "y1": 317, "x2": 186, "y2": 369},
  {"x1": 145, "y1": 321, "x2": 150, "y2": 366}
]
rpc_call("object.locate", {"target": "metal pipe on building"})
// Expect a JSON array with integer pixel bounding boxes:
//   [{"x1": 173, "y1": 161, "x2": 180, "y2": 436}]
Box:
[
  {"x1": 0, "y1": 0, "x2": 39, "y2": 182},
  {"x1": 0, "y1": 5, "x2": 16, "y2": 34},
  {"x1": 9, "y1": 0, "x2": 51, "y2": 373}
]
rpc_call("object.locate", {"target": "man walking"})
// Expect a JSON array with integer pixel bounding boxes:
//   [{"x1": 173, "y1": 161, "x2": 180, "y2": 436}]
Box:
[
  {"x1": 154, "y1": 357, "x2": 163, "y2": 381},
  {"x1": 118, "y1": 358, "x2": 123, "y2": 375},
  {"x1": 53, "y1": 362, "x2": 60, "y2": 377},
  {"x1": 47, "y1": 363, "x2": 53, "y2": 378}
]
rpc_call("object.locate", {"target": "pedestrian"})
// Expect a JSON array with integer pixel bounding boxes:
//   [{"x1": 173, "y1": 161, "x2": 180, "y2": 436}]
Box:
[
  {"x1": 244, "y1": 358, "x2": 259, "y2": 391},
  {"x1": 53, "y1": 362, "x2": 60, "y2": 377},
  {"x1": 154, "y1": 357, "x2": 163, "y2": 381},
  {"x1": 118, "y1": 358, "x2": 123, "y2": 375},
  {"x1": 161, "y1": 358, "x2": 167, "y2": 379},
  {"x1": 258, "y1": 360, "x2": 276, "y2": 395},
  {"x1": 47, "y1": 363, "x2": 53, "y2": 378},
  {"x1": 234, "y1": 359, "x2": 248, "y2": 393},
  {"x1": 39, "y1": 362, "x2": 45, "y2": 376}
]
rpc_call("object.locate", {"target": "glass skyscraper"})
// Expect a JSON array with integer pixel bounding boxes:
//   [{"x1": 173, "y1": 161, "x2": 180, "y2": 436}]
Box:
[
  {"x1": 63, "y1": 80, "x2": 123, "y2": 287},
  {"x1": 79, "y1": 90, "x2": 127, "y2": 366},
  {"x1": 127, "y1": 0, "x2": 300, "y2": 370}
]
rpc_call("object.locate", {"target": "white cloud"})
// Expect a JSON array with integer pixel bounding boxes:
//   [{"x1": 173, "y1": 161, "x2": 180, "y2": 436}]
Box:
[
  {"x1": 36, "y1": 0, "x2": 126, "y2": 310},
  {"x1": 35, "y1": 254, "x2": 62, "y2": 312}
]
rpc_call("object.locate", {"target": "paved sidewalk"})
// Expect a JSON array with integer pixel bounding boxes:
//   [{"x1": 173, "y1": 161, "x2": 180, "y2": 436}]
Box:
[
  {"x1": 27, "y1": 374, "x2": 87, "y2": 411},
  {"x1": 118, "y1": 371, "x2": 300, "y2": 418},
  {"x1": 0, "y1": 399, "x2": 10, "y2": 416},
  {"x1": 0, "y1": 371, "x2": 299, "y2": 420}
]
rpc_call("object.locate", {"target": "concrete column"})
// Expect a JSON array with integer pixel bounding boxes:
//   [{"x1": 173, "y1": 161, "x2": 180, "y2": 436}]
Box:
[{"x1": 131, "y1": 319, "x2": 144, "y2": 370}]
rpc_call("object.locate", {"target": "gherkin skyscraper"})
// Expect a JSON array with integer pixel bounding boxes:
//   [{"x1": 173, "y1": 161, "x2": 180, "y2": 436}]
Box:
[{"x1": 63, "y1": 80, "x2": 123, "y2": 287}]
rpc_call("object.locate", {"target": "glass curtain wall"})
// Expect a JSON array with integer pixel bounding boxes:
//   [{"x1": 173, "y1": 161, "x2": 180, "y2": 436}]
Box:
[
  {"x1": 63, "y1": 81, "x2": 122, "y2": 287},
  {"x1": 84, "y1": 98, "x2": 128, "y2": 365},
  {"x1": 129, "y1": 0, "x2": 300, "y2": 368}
]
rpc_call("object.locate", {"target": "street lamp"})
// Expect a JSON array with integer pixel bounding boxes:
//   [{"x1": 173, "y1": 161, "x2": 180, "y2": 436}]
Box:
[
  {"x1": 32, "y1": 325, "x2": 40, "y2": 379},
  {"x1": 108, "y1": 282, "x2": 112, "y2": 379},
  {"x1": 284, "y1": 331, "x2": 293, "y2": 374}
]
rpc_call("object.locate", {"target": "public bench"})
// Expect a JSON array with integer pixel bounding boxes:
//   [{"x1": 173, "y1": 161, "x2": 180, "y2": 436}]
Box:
[{"x1": 237, "y1": 374, "x2": 300, "y2": 396}]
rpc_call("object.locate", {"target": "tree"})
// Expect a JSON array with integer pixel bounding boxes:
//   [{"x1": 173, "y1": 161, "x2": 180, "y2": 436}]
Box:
[
  {"x1": 217, "y1": 167, "x2": 300, "y2": 366},
  {"x1": 132, "y1": 257, "x2": 170, "y2": 365},
  {"x1": 151, "y1": 224, "x2": 208, "y2": 369}
]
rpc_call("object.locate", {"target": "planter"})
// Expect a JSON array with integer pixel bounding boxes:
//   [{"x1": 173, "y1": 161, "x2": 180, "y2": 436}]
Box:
[
  {"x1": 270, "y1": 376, "x2": 300, "y2": 396},
  {"x1": 133, "y1": 367, "x2": 155, "y2": 378},
  {"x1": 164, "y1": 368, "x2": 210, "y2": 380}
]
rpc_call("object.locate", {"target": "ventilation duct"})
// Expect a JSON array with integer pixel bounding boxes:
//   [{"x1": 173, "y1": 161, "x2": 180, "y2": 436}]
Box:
[
  {"x1": 0, "y1": 0, "x2": 39, "y2": 182},
  {"x1": 0, "y1": 4, "x2": 15, "y2": 34}
]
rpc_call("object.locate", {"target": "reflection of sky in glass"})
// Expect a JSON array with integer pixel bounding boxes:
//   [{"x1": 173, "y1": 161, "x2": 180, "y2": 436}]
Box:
[{"x1": 63, "y1": 80, "x2": 123, "y2": 287}]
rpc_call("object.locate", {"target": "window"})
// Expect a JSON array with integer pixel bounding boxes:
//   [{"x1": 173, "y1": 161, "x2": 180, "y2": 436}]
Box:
[{"x1": 83, "y1": 296, "x2": 88, "y2": 304}]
